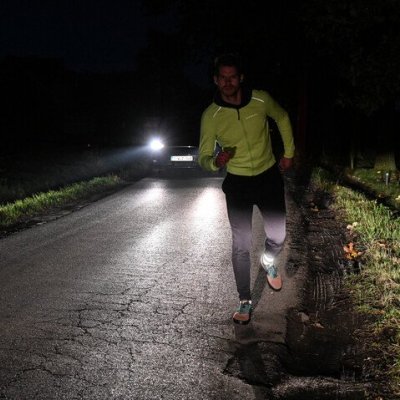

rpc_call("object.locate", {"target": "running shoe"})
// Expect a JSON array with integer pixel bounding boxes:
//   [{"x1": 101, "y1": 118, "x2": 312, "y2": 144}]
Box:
[
  {"x1": 232, "y1": 300, "x2": 252, "y2": 325},
  {"x1": 261, "y1": 253, "x2": 282, "y2": 291}
]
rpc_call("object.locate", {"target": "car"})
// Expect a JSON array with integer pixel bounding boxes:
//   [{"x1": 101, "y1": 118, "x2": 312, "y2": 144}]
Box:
[{"x1": 152, "y1": 145, "x2": 200, "y2": 170}]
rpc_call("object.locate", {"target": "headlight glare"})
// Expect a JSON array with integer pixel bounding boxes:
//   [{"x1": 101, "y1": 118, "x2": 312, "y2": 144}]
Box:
[{"x1": 149, "y1": 139, "x2": 165, "y2": 151}]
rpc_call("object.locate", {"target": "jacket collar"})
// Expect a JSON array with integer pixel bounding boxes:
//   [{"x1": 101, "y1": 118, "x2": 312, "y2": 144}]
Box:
[{"x1": 213, "y1": 86, "x2": 252, "y2": 109}]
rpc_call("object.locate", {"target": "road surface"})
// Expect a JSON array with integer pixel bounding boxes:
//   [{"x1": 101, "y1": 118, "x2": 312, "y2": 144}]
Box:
[{"x1": 0, "y1": 175, "x2": 365, "y2": 399}]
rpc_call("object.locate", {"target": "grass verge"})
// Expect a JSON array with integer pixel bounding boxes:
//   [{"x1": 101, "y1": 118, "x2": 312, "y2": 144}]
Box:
[
  {"x1": 312, "y1": 167, "x2": 400, "y2": 397},
  {"x1": 345, "y1": 168, "x2": 400, "y2": 212},
  {"x1": 0, "y1": 175, "x2": 123, "y2": 230}
]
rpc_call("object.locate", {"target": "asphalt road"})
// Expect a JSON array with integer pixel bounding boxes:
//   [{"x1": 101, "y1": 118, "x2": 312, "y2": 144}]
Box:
[{"x1": 0, "y1": 175, "x2": 302, "y2": 400}]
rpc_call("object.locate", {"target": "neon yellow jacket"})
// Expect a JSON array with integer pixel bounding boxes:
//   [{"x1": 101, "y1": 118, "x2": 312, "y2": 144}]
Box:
[{"x1": 199, "y1": 88, "x2": 295, "y2": 176}]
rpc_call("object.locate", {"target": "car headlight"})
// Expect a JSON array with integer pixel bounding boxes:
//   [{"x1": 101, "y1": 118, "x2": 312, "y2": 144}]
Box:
[{"x1": 149, "y1": 138, "x2": 165, "y2": 151}]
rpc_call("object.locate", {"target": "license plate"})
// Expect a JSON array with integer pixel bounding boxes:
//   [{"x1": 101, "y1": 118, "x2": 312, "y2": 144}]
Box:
[{"x1": 170, "y1": 155, "x2": 193, "y2": 161}]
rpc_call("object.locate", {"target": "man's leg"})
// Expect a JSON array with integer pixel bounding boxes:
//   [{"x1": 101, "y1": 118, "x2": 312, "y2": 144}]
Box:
[
  {"x1": 258, "y1": 168, "x2": 286, "y2": 258},
  {"x1": 258, "y1": 204, "x2": 285, "y2": 291},
  {"x1": 225, "y1": 194, "x2": 253, "y2": 301},
  {"x1": 256, "y1": 169, "x2": 286, "y2": 290},
  {"x1": 261, "y1": 208, "x2": 286, "y2": 258}
]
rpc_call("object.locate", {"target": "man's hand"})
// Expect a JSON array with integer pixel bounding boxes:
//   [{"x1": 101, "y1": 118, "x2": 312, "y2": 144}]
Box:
[
  {"x1": 215, "y1": 150, "x2": 233, "y2": 168},
  {"x1": 278, "y1": 157, "x2": 293, "y2": 172}
]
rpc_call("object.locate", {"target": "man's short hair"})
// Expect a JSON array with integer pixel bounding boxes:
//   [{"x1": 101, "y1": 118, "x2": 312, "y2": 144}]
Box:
[{"x1": 214, "y1": 53, "x2": 243, "y2": 76}]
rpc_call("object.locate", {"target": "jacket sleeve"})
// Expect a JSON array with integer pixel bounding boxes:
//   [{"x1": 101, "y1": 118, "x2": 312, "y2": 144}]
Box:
[
  {"x1": 263, "y1": 92, "x2": 295, "y2": 158},
  {"x1": 198, "y1": 110, "x2": 219, "y2": 172}
]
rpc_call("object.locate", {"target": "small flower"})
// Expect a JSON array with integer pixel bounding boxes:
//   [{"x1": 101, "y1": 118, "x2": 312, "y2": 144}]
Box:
[{"x1": 346, "y1": 222, "x2": 359, "y2": 230}]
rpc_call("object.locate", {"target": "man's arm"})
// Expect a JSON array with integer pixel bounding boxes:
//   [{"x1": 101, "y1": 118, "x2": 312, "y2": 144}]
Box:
[{"x1": 263, "y1": 92, "x2": 295, "y2": 165}]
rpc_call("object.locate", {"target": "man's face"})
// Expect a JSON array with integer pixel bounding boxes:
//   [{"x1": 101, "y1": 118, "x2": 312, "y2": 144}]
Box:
[{"x1": 214, "y1": 66, "x2": 243, "y2": 98}]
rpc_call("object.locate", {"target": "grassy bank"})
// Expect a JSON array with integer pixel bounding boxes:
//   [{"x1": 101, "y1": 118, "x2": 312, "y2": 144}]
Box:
[
  {"x1": 345, "y1": 168, "x2": 400, "y2": 212},
  {"x1": 312, "y1": 167, "x2": 400, "y2": 397},
  {"x1": 0, "y1": 175, "x2": 124, "y2": 230},
  {"x1": 0, "y1": 145, "x2": 150, "y2": 205}
]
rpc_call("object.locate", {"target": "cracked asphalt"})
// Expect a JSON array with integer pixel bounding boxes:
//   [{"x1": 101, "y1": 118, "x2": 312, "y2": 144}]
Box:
[{"x1": 0, "y1": 173, "x2": 368, "y2": 399}]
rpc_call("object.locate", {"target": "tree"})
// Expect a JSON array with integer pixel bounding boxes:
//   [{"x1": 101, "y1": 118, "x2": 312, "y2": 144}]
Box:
[{"x1": 301, "y1": 0, "x2": 400, "y2": 115}]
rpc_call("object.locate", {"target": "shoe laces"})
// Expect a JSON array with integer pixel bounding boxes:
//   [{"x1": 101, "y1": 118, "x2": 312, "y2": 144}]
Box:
[
  {"x1": 266, "y1": 264, "x2": 278, "y2": 278},
  {"x1": 238, "y1": 300, "x2": 252, "y2": 313}
]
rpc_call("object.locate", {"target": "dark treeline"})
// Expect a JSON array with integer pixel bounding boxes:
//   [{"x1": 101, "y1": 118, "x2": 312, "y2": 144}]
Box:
[{"x1": 1, "y1": 0, "x2": 400, "y2": 166}]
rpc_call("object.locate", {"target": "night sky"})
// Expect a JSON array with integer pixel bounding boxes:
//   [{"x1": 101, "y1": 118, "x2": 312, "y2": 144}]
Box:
[{"x1": 0, "y1": 0, "x2": 174, "y2": 72}]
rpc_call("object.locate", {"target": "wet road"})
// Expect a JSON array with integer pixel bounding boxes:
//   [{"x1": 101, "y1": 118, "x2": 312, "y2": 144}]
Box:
[
  {"x1": 0, "y1": 175, "x2": 370, "y2": 399},
  {"x1": 0, "y1": 176, "x2": 302, "y2": 400}
]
